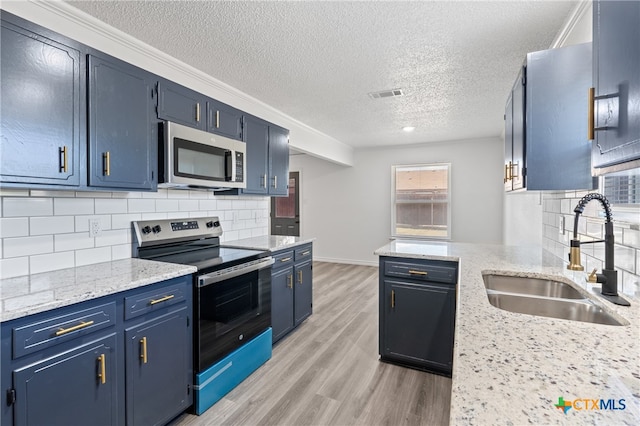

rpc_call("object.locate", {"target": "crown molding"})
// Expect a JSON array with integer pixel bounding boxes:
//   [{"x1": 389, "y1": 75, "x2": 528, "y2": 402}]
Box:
[{"x1": 550, "y1": 0, "x2": 592, "y2": 48}]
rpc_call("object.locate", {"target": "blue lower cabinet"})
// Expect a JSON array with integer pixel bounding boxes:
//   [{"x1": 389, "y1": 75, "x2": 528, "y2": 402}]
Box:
[{"x1": 195, "y1": 328, "x2": 272, "y2": 415}]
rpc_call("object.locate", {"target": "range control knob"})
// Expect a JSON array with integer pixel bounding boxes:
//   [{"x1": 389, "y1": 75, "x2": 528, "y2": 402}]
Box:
[
  {"x1": 152, "y1": 225, "x2": 162, "y2": 234},
  {"x1": 206, "y1": 221, "x2": 214, "y2": 228},
  {"x1": 213, "y1": 221, "x2": 220, "y2": 227},
  {"x1": 141, "y1": 226, "x2": 152, "y2": 235}
]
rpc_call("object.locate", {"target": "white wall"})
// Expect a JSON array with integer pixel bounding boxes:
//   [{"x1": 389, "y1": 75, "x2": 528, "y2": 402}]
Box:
[{"x1": 291, "y1": 137, "x2": 504, "y2": 265}]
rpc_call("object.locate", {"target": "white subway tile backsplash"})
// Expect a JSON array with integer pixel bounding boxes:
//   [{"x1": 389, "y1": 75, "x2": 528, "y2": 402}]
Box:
[
  {"x1": 4, "y1": 235, "x2": 53, "y2": 257},
  {"x1": 155, "y1": 199, "x2": 180, "y2": 212},
  {"x1": 199, "y1": 200, "x2": 217, "y2": 211},
  {"x1": 217, "y1": 200, "x2": 232, "y2": 210},
  {"x1": 30, "y1": 251, "x2": 75, "y2": 274},
  {"x1": 0, "y1": 189, "x2": 29, "y2": 197},
  {"x1": 95, "y1": 198, "x2": 128, "y2": 214},
  {"x1": 30, "y1": 190, "x2": 76, "y2": 198},
  {"x1": 30, "y1": 216, "x2": 75, "y2": 236},
  {"x1": 164, "y1": 190, "x2": 190, "y2": 199},
  {"x1": 178, "y1": 200, "x2": 199, "y2": 211},
  {"x1": 111, "y1": 243, "x2": 132, "y2": 260},
  {"x1": 140, "y1": 213, "x2": 168, "y2": 221},
  {"x1": 3, "y1": 198, "x2": 53, "y2": 217},
  {"x1": 0, "y1": 218, "x2": 29, "y2": 238},
  {"x1": 614, "y1": 245, "x2": 636, "y2": 273},
  {"x1": 95, "y1": 229, "x2": 130, "y2": 247},
  {"x1": 0, "y1": 257, "x2": 29, "y2": 278},
  {"x1": 75, "y1": 247, "x2": 111, "y2": 267},
  {"x1": 128, "y1": 199, "x2": 156, "y2": 213},
  {"x1": 141, "y1": 190, "x2": 169, "y2": 199},
  {"x1": 112, "y1": 213, "x2": 142, "y2": 230},
  {"x1": 55, "y1": 233, "x2": 94, "y2": 252},
  {"x1": 76, "y1": 191, "x2": 112, "y2": 198},
  {"x1": 622, "y1": 228, "x2": 640, "y2": 249},
  {"x1": 54, "y1": 198, "x2": 94, "y2": 215},
  {"x1": 188, "y1": 190, "x2": 209, "y2": 199}
]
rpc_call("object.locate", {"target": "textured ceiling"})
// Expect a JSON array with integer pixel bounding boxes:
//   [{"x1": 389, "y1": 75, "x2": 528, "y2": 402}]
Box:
[{"x1": 66, "y1": 0, "x2": 578, "y2": 149}]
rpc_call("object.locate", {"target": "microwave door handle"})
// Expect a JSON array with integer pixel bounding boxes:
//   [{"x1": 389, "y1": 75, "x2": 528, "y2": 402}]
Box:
[{"x1": 229, "y1": 150, "x2": 236, "y2": 182}]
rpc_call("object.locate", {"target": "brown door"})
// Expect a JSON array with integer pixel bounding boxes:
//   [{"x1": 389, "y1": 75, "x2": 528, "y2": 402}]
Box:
[{"x1": 271, "y1": 171, "x2": 300, "y2": 236}]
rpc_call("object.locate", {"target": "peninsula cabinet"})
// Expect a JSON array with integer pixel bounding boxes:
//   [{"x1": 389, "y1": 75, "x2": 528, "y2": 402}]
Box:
[
  {"x1": 0, "y1": 12, "x2": 83, "y2": 187},
  {"x1": 591, "y1": 0, "x2": 640, "y2": 172},
  {"x1": 379, "y1": 257, "x2": 457, "y2": 376},
  {"x1": 0, "y1": 275, "x2": 193, "y2": 426},
  {"x1": 271, "y1": 243, "x2": 313, "y2": 344},
  {"x1": 504, "y1": 42, "x2": 594, "y2": 191},
  {"x1": 88, "y1": 53, "x2": 157, "y2": 191}
]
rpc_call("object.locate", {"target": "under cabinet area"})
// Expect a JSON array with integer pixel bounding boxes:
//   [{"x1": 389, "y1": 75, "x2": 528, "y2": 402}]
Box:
[
  {"x1": 379, "y1": 257, "x2": 457, "y2": 376},
  {"x1": 271, "y1": 243, "x2": 313, "y2": 344},
  {"x1": 0, "y1": 275, "x2": 193, "y2": 426}
]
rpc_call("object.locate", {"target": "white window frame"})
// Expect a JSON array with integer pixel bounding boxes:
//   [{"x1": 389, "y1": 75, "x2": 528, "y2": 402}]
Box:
[{"x1": 391, "y1": 163, "x2": 452, "y2": 240}]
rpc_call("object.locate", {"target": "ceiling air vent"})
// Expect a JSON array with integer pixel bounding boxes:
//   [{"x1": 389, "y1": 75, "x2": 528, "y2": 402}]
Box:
[{"x1": 368, "y1": 88, "x2": 404, "y2": 99}]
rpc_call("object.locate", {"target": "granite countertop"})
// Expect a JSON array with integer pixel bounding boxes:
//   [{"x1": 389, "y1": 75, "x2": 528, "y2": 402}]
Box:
[
  {"x1": 0, "y1": 259, "x2": 197, "y2": 322},
  {"x1": 222, "y1": 235, "x2": 315, "y2": 252},
  {"x1": 375, "y1": 240, "x2": 639, "y2": 426}
]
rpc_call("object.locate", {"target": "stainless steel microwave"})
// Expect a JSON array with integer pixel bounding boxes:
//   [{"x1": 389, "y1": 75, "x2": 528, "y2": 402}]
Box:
[{"x1": 159, "y1": 121, "x2": 246, "y2": 189}]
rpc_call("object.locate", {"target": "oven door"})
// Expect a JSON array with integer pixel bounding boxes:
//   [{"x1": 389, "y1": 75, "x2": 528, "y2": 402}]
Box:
[{"x1": 195, "y1": 258, "x2": 272, "y2": 370}]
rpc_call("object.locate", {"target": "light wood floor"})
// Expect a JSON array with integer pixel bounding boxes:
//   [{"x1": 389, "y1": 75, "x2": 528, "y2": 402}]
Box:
[{"x1": 171, "y1": 262, "x2": 451, "y2": 426}]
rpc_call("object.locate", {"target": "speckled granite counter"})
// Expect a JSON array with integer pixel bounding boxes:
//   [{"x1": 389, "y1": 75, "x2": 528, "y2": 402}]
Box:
[
  {"x1": 0, "y1": 259, "x2": 196, "y2": 322},
  {"x1": 374, "y1": 240, "x2": 639, "y2": 425},
  {"x1": 223, "y1": 235, "x2": 315, "y2": 252}
]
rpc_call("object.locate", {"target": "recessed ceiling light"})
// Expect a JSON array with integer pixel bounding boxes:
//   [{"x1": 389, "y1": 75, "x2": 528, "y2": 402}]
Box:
[{"x1": 402, "y1": 126, "x2": 415, "y2": 132}]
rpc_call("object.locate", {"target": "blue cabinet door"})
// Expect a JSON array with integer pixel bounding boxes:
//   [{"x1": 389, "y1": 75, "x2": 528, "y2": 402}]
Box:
[
  {"x1": 511, "y1": 67, "x2": 525, "y2": 191},
  {"x1": 504, "y1": 92, "x2": 514, "y2": 191},
  {"x1": 0, "y1": 15, "x2": 82, "y2": 186},
  {"x1": 207, "y1": 99, "x2": 244, "y2": 140},
  {"x1": 592, "y1": 0, "x2": 640, "y2": 168},
  {"x1": 12, "y1": 334, "x2": 118, "y2": 426},
  {"x1": 271, "y1": 267, "x2": 295, "y2": 343},
  {"x1": 88, "y1": 54, "x2": 156, "y2": 190},
  {"x1": 294, "y1": 260, "x2": 312, "y2": 326},
  {"x1": 242, "y1": 115, "x2": 270, "y2": 195},
  {"x1": 125, "y1": 305, "x2": 191, "y2": 426},
  {"x1": 157, "y1": 80, "x2": 207, "y2": 130},
  {"x1": 268, "y1": 125, "x2": 290, "y2": 196}
]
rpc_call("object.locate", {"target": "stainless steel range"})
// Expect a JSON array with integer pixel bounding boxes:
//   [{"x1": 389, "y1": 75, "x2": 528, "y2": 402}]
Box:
[{"x1": 133, "y1": 216, "x2": 273, "y2": 415}]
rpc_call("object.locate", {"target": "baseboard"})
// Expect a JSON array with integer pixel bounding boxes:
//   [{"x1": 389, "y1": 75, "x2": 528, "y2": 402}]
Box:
[{"x1": 314, "y1": 257, "x2": 378, "y2": 267}]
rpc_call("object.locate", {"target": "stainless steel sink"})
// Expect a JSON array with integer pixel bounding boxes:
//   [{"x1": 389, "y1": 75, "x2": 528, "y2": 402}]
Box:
[
  {"x1": 483, "y1": 274, "x2": 585, "y2": 299},
  {"x1": 485, "y1": 292, "x2": 627, "y2": 326}
]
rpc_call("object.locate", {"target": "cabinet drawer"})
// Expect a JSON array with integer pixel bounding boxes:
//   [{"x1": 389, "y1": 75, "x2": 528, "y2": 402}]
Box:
[
  {"x1": 124, "y1": 280, "x2": 188, "y2": 320},
  {"x1": 272, "y1": 250, "x2": 294, "y2": 270},
  {"x1": 12, "y1": 302, "x2": 116, "y2": 359},
  {"x1": 383, "y1": 260, "x2": 457, "y2": 284},
  {"x1": 294, "y1": 245, "x2": 312, "y2": 262}
]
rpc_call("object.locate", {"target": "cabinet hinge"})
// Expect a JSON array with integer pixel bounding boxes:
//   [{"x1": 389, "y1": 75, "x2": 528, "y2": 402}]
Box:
[
  {"x1": 186, "y1": 316, "x2": 190, "y2": 327},
  {"x1": 187, "y1": 384, "x2": 191, "y2": 395},
  {"x1": 6, "y1": 389, "x2": 16, "y2": 406},
  {"x1": 503, "y1": 114, "x2": 506, "y2": 121}
]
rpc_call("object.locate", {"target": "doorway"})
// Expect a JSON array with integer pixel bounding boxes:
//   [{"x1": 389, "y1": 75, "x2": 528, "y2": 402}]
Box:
[{"x1": 270, "y1": 171, "x2": 300, "y2": 236}]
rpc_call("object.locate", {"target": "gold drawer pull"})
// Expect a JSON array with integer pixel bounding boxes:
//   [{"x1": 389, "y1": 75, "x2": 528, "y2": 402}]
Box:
[
  {"x1": 280, "y1": 257, "x2": 292, "y2": 262},
  {"x1": 149, "y1": 294, "x2": 175, "y2": 305},
  {"x1": 196, "y1": 103, "x2": 201, "y2": 122},
  {"x1": 301, "y1": 251, "x2": 310, "y2": 256},
  {"x1": 55, "y1": 320, "x2": 94, "y2": 336},
  {"x1": 97, "y1": 354, "x2": 106, "y2": 384},
  {"x1": 408, "y1": 270, "x2": 428, "y2": 276},
  {"x1": 140, "y1": 337, "x2": 148, "y2": 364}
]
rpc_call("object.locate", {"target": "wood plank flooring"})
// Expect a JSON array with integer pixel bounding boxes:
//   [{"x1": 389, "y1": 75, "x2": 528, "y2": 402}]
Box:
[{"x1": 171, "y1": 262, "x2": 451, "y2": 426}]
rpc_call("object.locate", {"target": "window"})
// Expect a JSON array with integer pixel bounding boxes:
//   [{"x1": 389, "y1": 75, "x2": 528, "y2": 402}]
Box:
[
  {"x1": 392, "y1": 163, "x2": 451, "y2": 239},
  {"x1": 600, "y1": 169, "x2": 640, "y2": 224}
]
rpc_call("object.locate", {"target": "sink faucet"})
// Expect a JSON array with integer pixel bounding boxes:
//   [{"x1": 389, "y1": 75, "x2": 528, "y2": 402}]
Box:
[{"x1": 567, "y1": 193, "x2": 630, "y2": 306}]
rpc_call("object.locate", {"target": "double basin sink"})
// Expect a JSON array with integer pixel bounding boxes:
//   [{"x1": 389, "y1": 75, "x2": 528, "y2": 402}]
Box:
[{"x1": 482, "y1": 274, "x2": 628, "y2": 326}]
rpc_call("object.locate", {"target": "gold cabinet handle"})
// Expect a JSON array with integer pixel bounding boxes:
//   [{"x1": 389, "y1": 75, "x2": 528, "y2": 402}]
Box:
[
  {"x1": 504, "y1": 163, "x2": 509, "y2": 183},
  {"x1": 510, "y1": 161, "x2": 519, "y2": 178},
  {"x1": 140, "y1": 337, "x2": 148, "y2": 364},
  {"x1": 301, "y1": 251, "x2": 311, "y2": 256},
  {"x1": 287, "y1": 274, "x2": 293, "y2": 289},
  {"x1": 588, "y1": 87, "x2": 595, "y2": 140},
  {"x1": 97, "y1": 354, "x2": 106, "y2": 384},
  {"x1": 297, "y1": 270, "x2": 303, "y2": 284},
  {"x1": 103, "y1": 152, "x2": 110, "y2": 176},
  {"x1": 196, "y1": 103, "x2": 201, "y2": 122},
  {"x1": 280, "y1": 257, "x2": 292, "y2": 262},
  {"x1": 408, "y1": 270, "x2": 428, "y2": 276},
  {"x1": 216, "y1": 110, "x2": 220, "y2": 128},
  {"x1": 149, "y1": 294, "x2": 175, "y2": 305},
  {"x1": 55, "y1": 320, "x2": 94, "y2": 336},
  {"x1": 60, "y1": 146, "x2": 68, "y2": 173},
  {"x1": 391, "y1": 289, "x2": 395, "y2": 308}
]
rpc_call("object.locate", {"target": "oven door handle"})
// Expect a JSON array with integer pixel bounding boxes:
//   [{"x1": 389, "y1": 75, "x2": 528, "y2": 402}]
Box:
[{"x1": 197, "y1": 257, "x2": 274, "y2": 287}]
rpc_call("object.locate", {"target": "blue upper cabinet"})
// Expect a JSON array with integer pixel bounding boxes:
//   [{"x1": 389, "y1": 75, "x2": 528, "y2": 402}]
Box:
[
  {"x1": 268, "y1": 124, "x2": 290, "y2": 197},
  {"x1": 207, "y1": 99, "x2": 244, "y2": 141},
  {"x1": 157, "y1": 79, "x2": 207, "y2": 131},
  {"x1": 88, "y1": 53, "x2": 157, "y2": 190},
  {"x1": 591, "y1": 0, "x2": 640, "y2": 171},
  {"x1": 0, "y1": 13, "x2": 83, "y2": 187}
]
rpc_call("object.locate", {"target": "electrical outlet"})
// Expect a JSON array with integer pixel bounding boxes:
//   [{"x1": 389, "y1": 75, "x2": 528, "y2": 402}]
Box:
[
  {"x1": 558, "y1": 216, "x2": 565, "y2": 235},
  {"x1": 89, "y1": 219, "x2": 102, "y2": 237}
]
